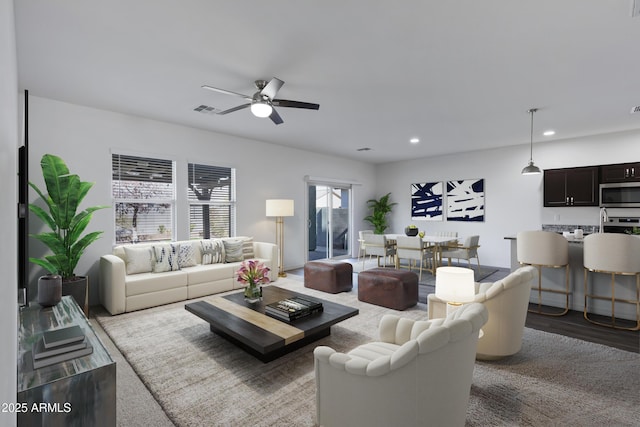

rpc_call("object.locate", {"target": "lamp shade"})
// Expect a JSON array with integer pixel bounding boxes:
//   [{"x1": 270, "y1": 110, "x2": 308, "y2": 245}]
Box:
[
  {"x1": 266, "y1": 199, "x2": 294, "y2": 217},
  {"x1": 435, "y1": 267, "x2": 476, "y2": 303}
]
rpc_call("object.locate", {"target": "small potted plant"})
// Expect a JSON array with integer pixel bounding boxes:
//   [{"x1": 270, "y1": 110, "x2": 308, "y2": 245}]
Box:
[
  {"x1": 405, "y1": 224, "x2": 419, "y2": 236},
  {"x1": 29, "y1": 154, "x2": 109, "y2": 309}
]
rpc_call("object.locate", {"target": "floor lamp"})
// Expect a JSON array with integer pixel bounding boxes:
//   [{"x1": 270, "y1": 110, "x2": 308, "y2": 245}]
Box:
[{"x1": 266, "y1": 199, "x2": 294, "y2": 277}]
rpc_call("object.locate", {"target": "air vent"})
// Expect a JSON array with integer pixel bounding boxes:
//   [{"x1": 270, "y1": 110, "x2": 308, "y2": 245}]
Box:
[
  {"x1": 631, "y1": 105, "x2": 640, "y2": 114},
  {"x1": 194, "y1": 104, "x2": 219, "y2": 114},
  {"x1": 357, "y1": 147, "x2": 372, "y2": 152}
]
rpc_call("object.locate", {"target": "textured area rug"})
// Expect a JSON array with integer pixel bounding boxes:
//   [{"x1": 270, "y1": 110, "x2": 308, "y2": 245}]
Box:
[{"x1": 96, "y1": 278, "x2": 640, "y2": 427}]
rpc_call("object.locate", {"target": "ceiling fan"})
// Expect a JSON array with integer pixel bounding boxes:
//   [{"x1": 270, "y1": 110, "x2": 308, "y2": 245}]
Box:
[{"x1": 201, "y1": 77, "x2": 319, "y2": 125}]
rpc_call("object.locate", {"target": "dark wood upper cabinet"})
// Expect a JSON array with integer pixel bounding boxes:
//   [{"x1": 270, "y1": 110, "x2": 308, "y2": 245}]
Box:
[
  {"x1": 600, "y1": 162, "x2": 640, "y2": 183},
  {"x1": 543, "y1": 166, "x2": 599, "y2": 207}
]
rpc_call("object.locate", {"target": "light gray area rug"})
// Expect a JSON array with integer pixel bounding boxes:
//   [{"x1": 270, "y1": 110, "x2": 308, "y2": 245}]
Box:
[{"x1": 96, "y1": 278, "x2": 640, "y2": 427}]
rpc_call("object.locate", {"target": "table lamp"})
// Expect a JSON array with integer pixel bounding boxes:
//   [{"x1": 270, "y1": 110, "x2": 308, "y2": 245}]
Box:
[
  {"x1": 435, "y1": 266, "x2": 476, "y2": 315},
  {"x1": 266, "y1": 199, "x2": 294, "y2": 277}
]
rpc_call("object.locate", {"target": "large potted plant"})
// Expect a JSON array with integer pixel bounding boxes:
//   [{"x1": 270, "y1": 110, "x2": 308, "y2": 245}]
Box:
[
  {"x1": 29, "y1": 154, "x2": 108, "y2": 311},
  {"x1": 364, "y1": 192, "x2": 397, "y2": 234}
]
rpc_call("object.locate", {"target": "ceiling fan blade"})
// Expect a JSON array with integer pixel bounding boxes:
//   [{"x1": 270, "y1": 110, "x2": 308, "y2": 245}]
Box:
[
  {"x1": 202, "y1": 85, "x2": 251, "y2": 100},
  {"x1": 216, "y1": 103, "x2": 251, "y2": 115},
  {"x1": 269, "y1": 108, "x2": 284, "y2": 125},
  {"x1": 261, "y1": 77, "x2": 284, "y2": 99},
  {"x1": 272, "y1": 99, "x2": 320, "y2": 110}
]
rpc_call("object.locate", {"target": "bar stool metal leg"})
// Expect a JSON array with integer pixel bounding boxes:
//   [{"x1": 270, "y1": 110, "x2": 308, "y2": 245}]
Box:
[
  {"x1": 525, "y1": 263, "x2": 570, "y2": 316},
  {"x1": 584, "y1": 268, "x2": 640, "y2": 331}
]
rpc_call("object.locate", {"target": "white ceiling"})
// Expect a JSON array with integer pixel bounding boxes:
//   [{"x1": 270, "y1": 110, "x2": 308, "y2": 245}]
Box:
[{"x1": 14, "y1": 0, "x2": 640, "y2": 164}]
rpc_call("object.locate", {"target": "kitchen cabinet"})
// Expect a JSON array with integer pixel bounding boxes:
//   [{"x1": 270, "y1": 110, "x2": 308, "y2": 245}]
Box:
[
  {"x1": 600, "y1": 162, "x2": 640, "y2": 183},
  {"x1": 543, "y1": 166, "x2": 599, "y2": 207}
]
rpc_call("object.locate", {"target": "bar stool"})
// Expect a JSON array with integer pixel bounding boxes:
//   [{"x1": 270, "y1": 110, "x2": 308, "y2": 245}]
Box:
[
  {"x1": 583, "y1": 233, "x2": 640, "y2": 331},
  {"x1": 517, "y1": 230, "x2": 570, "y2": 316}
]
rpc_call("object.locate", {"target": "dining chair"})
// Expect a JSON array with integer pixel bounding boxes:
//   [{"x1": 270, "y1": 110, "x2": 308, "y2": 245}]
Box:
[
  {"x1": 357, "y1": 230, "x2": 374, "y2": 262},
  {"x1": 395, "y1": 235, "x2": 433, "y2": 281},
  {"x1": 440, "y1": 235, "x2": 480, "y2": 271},
  {"x1": 362, "y1": 234, "x2": 396, "y2": 269}
]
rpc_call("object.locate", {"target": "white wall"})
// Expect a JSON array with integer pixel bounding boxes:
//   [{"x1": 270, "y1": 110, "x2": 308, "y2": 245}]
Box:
[
  {"x1": 0, "y1": 0, "x2": 18, "y2": 424},
  {"x1": 27, "y1": 96, "x2": 377, "y2": 304},
  {"x1": 375, "y1": 130, "x2": 637, "y2": 268}
]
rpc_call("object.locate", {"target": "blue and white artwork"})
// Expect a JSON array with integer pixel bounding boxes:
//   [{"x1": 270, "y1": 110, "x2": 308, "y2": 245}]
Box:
[
  {"x1": 411, "y1": 182, "x2": 443, "y2": 221},
  {"x1": 446, "y1": 179, "x2": 484, "y2": 222}
]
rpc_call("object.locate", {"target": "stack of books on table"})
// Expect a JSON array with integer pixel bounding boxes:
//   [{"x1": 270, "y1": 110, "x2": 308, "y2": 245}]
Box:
[
  {"x1": 32, "y1": 325, "x2": 93, "y2": 369},
  {"x1": 265, "y1": 297, "x2": 323, "y2": 322}
]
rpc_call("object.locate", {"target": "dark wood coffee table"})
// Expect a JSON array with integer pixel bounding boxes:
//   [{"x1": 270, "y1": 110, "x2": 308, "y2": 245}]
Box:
[{"x1": 185, "y1": 285, "x2": 358, "y2": 362}]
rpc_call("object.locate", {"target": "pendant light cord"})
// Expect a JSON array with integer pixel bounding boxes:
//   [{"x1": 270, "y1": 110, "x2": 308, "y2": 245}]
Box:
[{"x1": 528, "y1": 108, "x2": 537, "y2": 162}]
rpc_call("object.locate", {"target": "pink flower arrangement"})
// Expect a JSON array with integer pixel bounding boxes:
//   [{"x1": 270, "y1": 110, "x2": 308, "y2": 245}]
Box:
[{"x1": 236, "y1": 260, "x2": 271, "y2": 286}]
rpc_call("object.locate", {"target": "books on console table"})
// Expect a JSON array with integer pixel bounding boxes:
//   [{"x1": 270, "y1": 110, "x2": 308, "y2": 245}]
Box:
[
  {"x1": 42, "y1": 325, "x2": 85, "y2": 348},
  {"x1": 32, "y1": 325, "x2": 93, "y2": 369},
  {"x1": 265, "y1": 296, "x2": 323, "y2": 322}
]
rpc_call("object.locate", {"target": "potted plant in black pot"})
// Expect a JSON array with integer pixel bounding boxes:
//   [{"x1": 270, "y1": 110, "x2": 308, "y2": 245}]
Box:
[
  {"x1": 364, "y1": 192, "x2": 397, "y2": 234},
  {"x1": 29, "y1": 154, "x2": 108, "y2": 312}
]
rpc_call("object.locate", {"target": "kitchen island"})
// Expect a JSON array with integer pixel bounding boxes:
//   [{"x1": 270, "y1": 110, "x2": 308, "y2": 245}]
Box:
[{"x1": 505, "y1": 234, "x2": 638, "y2": 322}]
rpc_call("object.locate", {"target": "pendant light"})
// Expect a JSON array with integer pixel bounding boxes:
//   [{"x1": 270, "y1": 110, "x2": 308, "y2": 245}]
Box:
[{"x1": 521, "y1": 108, "x2": 542, "y2": 175}]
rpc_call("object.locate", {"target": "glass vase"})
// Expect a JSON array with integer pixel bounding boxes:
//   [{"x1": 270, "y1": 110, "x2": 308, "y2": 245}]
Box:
[{"x1": 244, "y1": 283, "x2": 262, "y2": 303}]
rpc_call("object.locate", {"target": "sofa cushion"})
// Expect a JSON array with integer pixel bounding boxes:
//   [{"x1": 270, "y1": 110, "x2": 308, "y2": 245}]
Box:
[
  {"x1": 125, "y1": 270, "x2": 188, "y2": 296},
  {"x1": 201, "y1": 239, "x2": 225, "y2": 264},
  {"x1": 124, "y1": 246, "x2": 154, "y2": 275},
  {"x1": 184, "y1": 264, "x2": 236, "y2": 285},
  {"x1": 223, "y1": 239, "x2": 244, "y2": 262},
  {"x1": 178, "y1": 242, "x2": 198, "y2": 268},
  {"x1": 152, "y1": 243, "x2": 181, "y2": 273}
]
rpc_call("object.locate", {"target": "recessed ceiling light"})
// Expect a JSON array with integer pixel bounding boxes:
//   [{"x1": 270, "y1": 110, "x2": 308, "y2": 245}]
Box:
[
  {"x1": 409, "y1": 138, "x2": 420, "y2": 144},
  {"x1": 543, "y1": 130, "x2": 555, "y2": 136}
]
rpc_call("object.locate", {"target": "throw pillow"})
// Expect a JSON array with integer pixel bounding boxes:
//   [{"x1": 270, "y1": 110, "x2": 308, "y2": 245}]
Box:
[
  {"x1": 178, "y1": 243, "x2": 197, "y2": 268},
  {"x1": 223, "y1": 239, "x2": 244, "y2": 263},
  {"x1": 241, "y1": 237, "x2": 255, "y2": 260},
  {"x1": 124, "y1": 246, "x2": 154, "y2": 275},
  {"x1": 201, "y1": 239, "x2": 225, "y2": 265},
  {"x1": 152, "y1": 243, "x2": 181, "y2": 273}
]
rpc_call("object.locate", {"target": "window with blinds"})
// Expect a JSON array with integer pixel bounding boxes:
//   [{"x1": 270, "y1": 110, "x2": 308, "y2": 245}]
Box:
[
  {"x1": 188, "y1": 163, "x2": 236, "y2": 239},
  {"x1": 112, "y1": 154, "x2": 175, "y2": 243}
]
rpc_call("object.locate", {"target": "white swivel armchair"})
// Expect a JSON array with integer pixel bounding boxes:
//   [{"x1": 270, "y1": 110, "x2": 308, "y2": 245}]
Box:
[
  {"x1": 428, "y1": 266, "x2": 536, "y2": 360},
  {"x1": 314, "y1": 303, "x2": 488, "y2": 427}
]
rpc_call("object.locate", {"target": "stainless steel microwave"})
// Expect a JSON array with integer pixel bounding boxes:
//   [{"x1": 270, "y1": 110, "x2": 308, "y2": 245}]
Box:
[{"x1": 600, "y1": 182, "x2": 640, "y2": 208}]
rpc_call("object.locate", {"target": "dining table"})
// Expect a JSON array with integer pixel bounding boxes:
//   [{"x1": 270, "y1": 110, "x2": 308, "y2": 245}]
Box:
[{"x1": 385, "y1": 234, "x2": 458, "y2": 273}]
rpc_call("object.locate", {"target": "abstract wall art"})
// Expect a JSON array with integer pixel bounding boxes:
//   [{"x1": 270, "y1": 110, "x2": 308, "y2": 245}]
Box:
[
  {"x1": 411, "y1": 182, "x2": 443, "y2": 221},
  {"x1": 446, "y1": 179, "x2": 484, "y2": 222}
]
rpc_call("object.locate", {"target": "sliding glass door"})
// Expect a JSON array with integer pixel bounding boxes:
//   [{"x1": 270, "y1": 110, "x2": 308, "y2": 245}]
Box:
[{"x1": 308, "y1": 183, "x2": 351, "y2": 261}]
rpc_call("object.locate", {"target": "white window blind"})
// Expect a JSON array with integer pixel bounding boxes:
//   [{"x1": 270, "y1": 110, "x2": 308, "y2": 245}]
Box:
[
  {"x1": 112, "y1": 154, "x2": 175, "y2": 243},
  {"x1": 188, "y1": 163, "x2": 235, "y2": 239}
]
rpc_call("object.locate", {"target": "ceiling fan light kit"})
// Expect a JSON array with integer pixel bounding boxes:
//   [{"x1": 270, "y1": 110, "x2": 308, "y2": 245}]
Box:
[
  {"x1": 522, "y1": 108, "x2": 542, "y2": 175},
  {"x1": 201, "y1": 77, "x2": 319, "y2": 125}
]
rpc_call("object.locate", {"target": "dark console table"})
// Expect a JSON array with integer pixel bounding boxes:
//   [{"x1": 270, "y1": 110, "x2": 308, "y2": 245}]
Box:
[{"x1": 17, "y1": 296, "x2": 116, "y2": 426}]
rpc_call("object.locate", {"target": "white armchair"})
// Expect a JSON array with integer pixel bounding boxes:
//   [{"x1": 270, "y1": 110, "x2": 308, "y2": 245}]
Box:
[
  {"x1": 314, "y1": 303, "x2": 488, "y2": 427},
  {"x1": 428, "y1": 266, "x2": 536, "y2": 360}
]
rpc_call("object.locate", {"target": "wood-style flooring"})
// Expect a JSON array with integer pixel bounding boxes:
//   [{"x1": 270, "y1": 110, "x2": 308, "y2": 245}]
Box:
[{"x1": 289, "y1": 262, "x2": 639, "y2": 353}]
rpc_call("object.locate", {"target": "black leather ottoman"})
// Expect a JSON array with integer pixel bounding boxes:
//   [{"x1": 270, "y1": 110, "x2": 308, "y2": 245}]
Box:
[
  {"x1": 304, "y1": 261, "x2": 353, "y2": 293},
  {"x1": 357, "y1": 268, "x2": 418, "y2": 310}
]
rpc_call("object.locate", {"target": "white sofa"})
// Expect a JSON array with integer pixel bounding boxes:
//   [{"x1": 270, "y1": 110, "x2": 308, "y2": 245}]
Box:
[
  {"x1": 99, "y1": 237, "x2": 277, "y2": 315},
  {"x1": 428, "y1": 266, "x2": 536, "y2": 360},
  {"x1": 314, "y1": 302, "x2": 488, "y2": 427}
]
